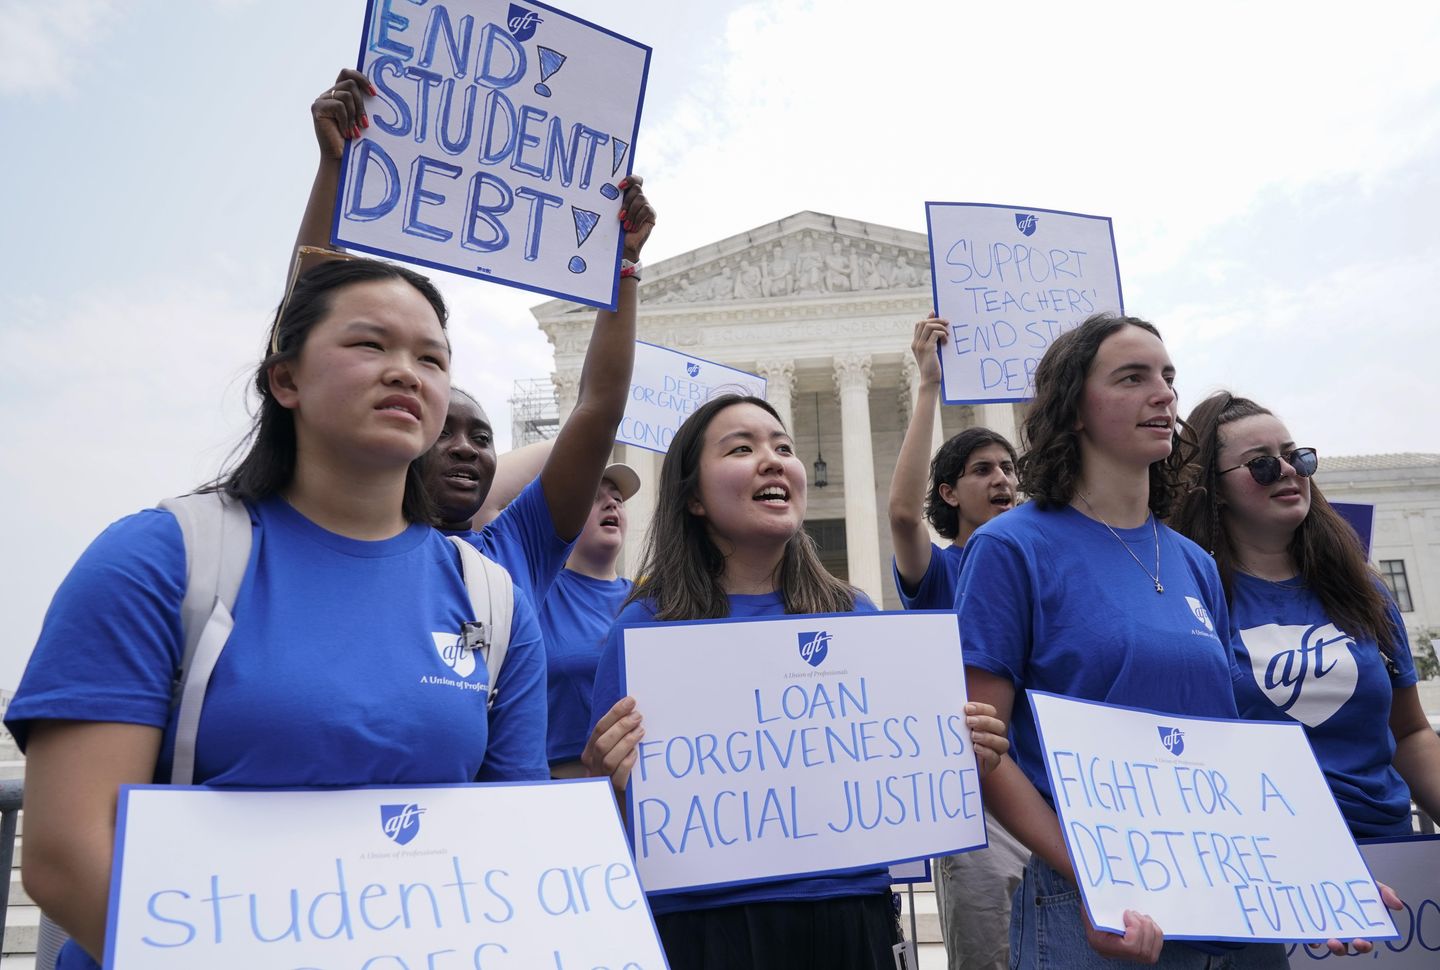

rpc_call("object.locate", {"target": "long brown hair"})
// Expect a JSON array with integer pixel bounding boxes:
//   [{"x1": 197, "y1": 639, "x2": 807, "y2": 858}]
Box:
[
  {"x1": 627, "y1": 395, "x2": 857, "y2": 620},
  {"x1": 1018, "y1": 313, "x2": 1183, "y2": 517},
  {"x1": 1169, "y1": 391, "x2": 1400, "y2": 657}
]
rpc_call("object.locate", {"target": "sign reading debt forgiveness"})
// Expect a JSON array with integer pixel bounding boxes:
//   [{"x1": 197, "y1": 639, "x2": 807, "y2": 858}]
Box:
[
  {"x1": 338, "y1": 0, "x2": 650, "y2": 308},
  {"x1": 1031, "y1": 691, "x2": 1398, "y2": 944},
  {"x1": 925, "y1": 202, "x2": 1122, "y2": 404},
  {"x1": 620, "y1": 611, "x2": 988, "y2": 894},
  {"x1": 105, "y1": 781, "x2": 667, "y2": 969},
  {"x1": 1287, "y1": 836, "x2": 1440, "y2": 967},
  {"x1": 619, "y1": 341, "x2": 767, "y2": 454}
]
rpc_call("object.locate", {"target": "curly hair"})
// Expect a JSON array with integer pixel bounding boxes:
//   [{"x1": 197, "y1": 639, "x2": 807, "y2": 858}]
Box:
[
  {"x1": 1017, "y1": 313, "x2": 1182, "y2": 517},
  {"x1": 1169, "y1": 391, "x2": 1401, "y2": 658},
  {"x1": 925, "y1": 427, "x2": 1017, "y2": 539}
]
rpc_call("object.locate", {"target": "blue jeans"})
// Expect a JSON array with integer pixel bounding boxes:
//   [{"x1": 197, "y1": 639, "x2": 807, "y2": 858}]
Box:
[{"x1": 1009, "y1": 856, "x2": 1288, "y2": 970}]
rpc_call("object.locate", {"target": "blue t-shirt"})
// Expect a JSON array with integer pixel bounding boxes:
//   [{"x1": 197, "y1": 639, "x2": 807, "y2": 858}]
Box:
[
  {"x1": 1230, "y1": 572, "x2": 1417, "y2": 838},
  {"x1": 893, "y1": 541, "x2": 965, "y2": 611},
  {"x1": 956, "y1": 503, "x2": 1240, "y2": 807},
  {"x1": 590, "y1": 589, "x2": 894, "y2": 916},
  {"x1": 539, "y1": 568, "x2": 633, "y2": 764},
  {"x1": 450, "y1": 477, "x2": 574, "y2": 606}
]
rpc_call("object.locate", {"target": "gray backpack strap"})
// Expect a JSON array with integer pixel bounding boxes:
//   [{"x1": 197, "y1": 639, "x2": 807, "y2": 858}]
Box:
[
  {"x1": 158, "y1": 492, "x2": 253, "y2": 785},
  {"x1": 447, "y1": 536, "x2": 514, "y2": 711}
]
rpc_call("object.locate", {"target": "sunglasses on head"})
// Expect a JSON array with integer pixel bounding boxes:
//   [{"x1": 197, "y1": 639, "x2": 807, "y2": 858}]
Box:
[{"x1": 1218, "y1": 447, "x2": 1318, "y2": 486}]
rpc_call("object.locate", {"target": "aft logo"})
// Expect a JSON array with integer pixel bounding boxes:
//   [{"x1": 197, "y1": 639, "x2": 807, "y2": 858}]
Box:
[
  {"x1": 798, "y1": 630, "x2": 831, "y2": 667},
  {"x1": 507, "y1": 4, "x2": 543, "y2": 41},
  {"x1": 1158, "y1": 726, "x2": 1185, "y2": 756},
  {"x1": 686, "y1": 361, "x2": 701, "y2": 378},
  {"x1": 380, "y1": 803, "x2": 426, "y2": 845},
  {"x1": 433, "y1": 631, "x2": 476, "y2": 678},
  {"x1": 1015, "y1": 213, "x2": 1038, "y2": 236},
  {"x1": 1185, "y1": 596, "x2": 1215, "y2": 633}
]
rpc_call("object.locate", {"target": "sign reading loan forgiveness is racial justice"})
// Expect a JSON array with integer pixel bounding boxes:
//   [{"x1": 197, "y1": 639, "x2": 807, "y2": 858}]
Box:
[
  {"x1": 105, "y1": 781, "x2": 667, "y2": 969},
  {"x1": 337, "y1": 0, "x2": 650, "y2": 308},
  {"x1": 1031, "y1": 691, "x2": 1398, "y2": 944},
  {"x1": 926, "y1": 202, "x2": 1123, "y2": 404},
  {"x1": 620, "y1": 611, "x2": 988, "y2": 895},
  {"x1": 619, "y1": 341, "x2": 767, "y2": 454}
]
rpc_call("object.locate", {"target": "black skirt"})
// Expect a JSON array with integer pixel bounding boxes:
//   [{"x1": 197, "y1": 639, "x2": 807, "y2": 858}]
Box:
[{"x1": 655, "y1": 892, "x2": 900, "y2": 970}]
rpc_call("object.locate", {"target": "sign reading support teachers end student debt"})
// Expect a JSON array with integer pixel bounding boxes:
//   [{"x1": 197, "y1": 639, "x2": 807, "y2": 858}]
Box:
[
  {"x1": 925, "y1": 203, "x2": 1123, "y2": 404},
  {"x1": 1030, "y1": 691, "x2": 1398, "y2": 945},
  {"x1": 105, "y1": 781, "x2": 668, "y2": 969},
  {"x1": 620, "y1": 341, "x2": 767, "y2": 454},
  {"x1": 338, "y1": 0, "x2": 650, "y2": 309},
  {"x1": 621, "y1": 611, "x2": 988, "y2": 895}
]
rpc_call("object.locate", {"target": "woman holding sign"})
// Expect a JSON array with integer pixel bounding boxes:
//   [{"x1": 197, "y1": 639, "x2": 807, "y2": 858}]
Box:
[
  {"x1": 956, "y1": 314, "x2": 1289, "y2": 967},
  {"x1": 8, "y1": 257, "x2": 552, "y2": 970},
  {"x1": 585, "y1": 394, "x2": 1011, "y2": 970},
  {"x1": 1170, "y1": 393, "x2": 1440, "y2": 840}
]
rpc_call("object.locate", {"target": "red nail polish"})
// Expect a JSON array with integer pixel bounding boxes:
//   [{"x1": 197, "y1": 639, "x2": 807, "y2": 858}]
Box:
[
  {"x1": 353, "y1": 125, "x2": 361, "y2": 138},
  {"x1": 361, "y1": 114, "x2": 369, "y2": 128},
  {"x1": 368, "y1": 84, "x2": 378, "y2": 96},
  {"x1": 619, "y1": 178, "x2": 628, "y2": 189},
  {"x1": 618, "y1": 209, "x2": 627, "y2": 220}
]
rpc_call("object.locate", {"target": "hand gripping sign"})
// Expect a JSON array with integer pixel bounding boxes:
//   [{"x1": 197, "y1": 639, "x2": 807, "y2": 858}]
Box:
[
  {"x1": 925, "y1": 202, "x2": 1123, "y2": 404},
  {"x1": 337, "y1": 0, "x2": 651, "y2": 309},
  {"x1": 1031, "y1": 691, "x2": 1398, "y2": 945}
]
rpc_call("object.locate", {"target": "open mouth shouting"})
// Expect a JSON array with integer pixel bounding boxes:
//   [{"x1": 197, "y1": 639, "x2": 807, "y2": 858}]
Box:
[
  {"x1": 754, "y1": 484, "x2": 790, "y2": 507},
  {"x1": 441, "y1": 464, "x2": 480, "y2": 491}
]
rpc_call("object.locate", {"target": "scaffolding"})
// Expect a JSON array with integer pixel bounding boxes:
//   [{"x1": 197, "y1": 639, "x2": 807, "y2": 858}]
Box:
[{"x1": 509, "y1": 377, "x2": 559, "y2": 447}]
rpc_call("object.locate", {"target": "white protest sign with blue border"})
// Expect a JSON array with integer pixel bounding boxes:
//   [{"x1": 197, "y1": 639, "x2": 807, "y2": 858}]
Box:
[
  {"x1": 925, "y1": 202, "x2": 1123, "y2": 404},
  {"x1": 103, "y1": 780, "x2": 668, "y2": 969},
  {"x1": 1287, "y1": 835, "x2": 1440, "y2": 966},
  {"x1": 337, "y1": 0, "x2": 650, "y2": 309},
  {"x1": 1030, "y1": 691, "x2": 1398, "y2": 944},
  {"x1": 619, "y1": 610, "x2": 988, "y2": 895},
  {"x1": 619, "y1": 341, "x2": 767, "y2": 454}
]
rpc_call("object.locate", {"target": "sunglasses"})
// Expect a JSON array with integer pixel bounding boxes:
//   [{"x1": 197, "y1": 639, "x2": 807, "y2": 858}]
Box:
[
  {"x1": 270, "y1": 246, "x2": 368, "y2": 354},
  {"x1": 1218, "y1": 447, "x2": 1318, "y2": 486}
]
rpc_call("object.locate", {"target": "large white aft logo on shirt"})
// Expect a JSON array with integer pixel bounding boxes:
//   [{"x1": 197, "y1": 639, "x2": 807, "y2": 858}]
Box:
[
  {"x1": 1239, "y1": 622, "x2": 1358, "y2": 727},
  {"x1": 432, "y1": 631, "x2": 476, "y2": 678}
]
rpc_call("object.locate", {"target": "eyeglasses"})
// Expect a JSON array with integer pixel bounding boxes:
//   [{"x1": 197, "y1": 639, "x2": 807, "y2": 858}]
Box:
[
  {"x1": 270, "y1": 246, "x2": 367, "y2": 354},
  {"x1": 1218, "y1": 448, "x2": 1318, "y2": 486}
]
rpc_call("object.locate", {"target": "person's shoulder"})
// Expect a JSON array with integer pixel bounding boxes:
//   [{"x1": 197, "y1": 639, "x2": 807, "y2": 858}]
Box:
[
  {"x1": 614, "y1": 597, "x2": 657, "y2": 625},
  {"x1": 852, "y1": 590, "x2": 880, "y2": 613},
  {"x1": 1162, "y1": 524, "x2": 1222, "y2": 576},
  {"x1": 80, "y1": 506, "x2": 188, "y2": 570},
  {"x1": 968, "y1": 500, "x2": 1063, "y2": 549}
]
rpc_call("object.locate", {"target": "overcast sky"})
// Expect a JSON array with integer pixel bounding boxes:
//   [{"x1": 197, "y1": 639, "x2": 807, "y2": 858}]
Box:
[{"x1": 2, "y1": 0, "x2": 1437, "y2": 689}]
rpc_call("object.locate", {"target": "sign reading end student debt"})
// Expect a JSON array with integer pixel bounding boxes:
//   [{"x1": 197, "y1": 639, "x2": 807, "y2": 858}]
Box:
[
  {"x1": 620, "y1": 341, "x2": 767, "y2": 454},
  {"x1": 105, "y1": 781, "x2": 667, "y2": 969},
  {"x1": 1031, "y1": 691, "x2": 1398, "y2": 945},
  {"x1": 925, "y1": 203, "x2": 1122, "y2": 404},
  {"x1": 621, "y1": 611, "x2": 987, "y2": 894},
  {"x1": 338, "y1": 0, "x2": 651, "y2": 308}
]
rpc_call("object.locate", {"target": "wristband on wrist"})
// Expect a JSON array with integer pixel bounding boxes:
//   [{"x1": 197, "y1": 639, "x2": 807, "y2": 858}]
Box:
[{"x1": 620, "y1": 258, "x2": 642, "y2": 281}]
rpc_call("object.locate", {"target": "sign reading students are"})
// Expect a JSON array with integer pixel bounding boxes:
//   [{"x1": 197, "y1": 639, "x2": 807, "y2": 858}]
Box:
[
  {"x1": 620, "y1": 611, "x2": 988, "y2": 895},
  {"x1": 337, "y1": 0, "x2": 650, "y2": 309},
  {"x1": 1031, "y1": 691, "x2": 1398, "y2": 944},
  {"x1": 619, "y1": 341, "x2": 767, "y2": 454},
  {"x1": 925, "y1": 203, "x2": 1122, "y2": 404},
  {"x1": 104, "y1": 781, "x2": 667, "y2": 969}
]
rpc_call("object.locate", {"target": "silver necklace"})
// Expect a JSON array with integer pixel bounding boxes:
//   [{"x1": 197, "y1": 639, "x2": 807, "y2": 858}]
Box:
[{"x1": 1077, "y1": 492, "x2": 1163, "y2": 594}]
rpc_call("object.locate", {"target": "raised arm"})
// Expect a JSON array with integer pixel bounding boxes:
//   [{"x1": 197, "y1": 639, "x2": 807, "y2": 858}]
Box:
[
  {"x1": 22, "y1": 721, "x2": 162, "y2": 962},
  {"x1": 292, "y1": 68, "x2": 373, "y2": 276},
  {"x1": 474, "y1": 439, "x2": 555, "y2": 529},
  {"x1": 889, "y1": 314, "x2": 947, "y2": 589},
  {"x1": 538, "y1": 178, "x2": 655, "y2": 541}
]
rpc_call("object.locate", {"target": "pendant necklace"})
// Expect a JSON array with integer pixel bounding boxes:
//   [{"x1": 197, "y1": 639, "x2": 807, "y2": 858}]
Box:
[{"x1": 1077, "y1": 492, "x2": 1164, "y2": 594}]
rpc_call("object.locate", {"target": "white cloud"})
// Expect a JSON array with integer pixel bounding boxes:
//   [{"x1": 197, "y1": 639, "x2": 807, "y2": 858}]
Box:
[{"x1": 0, "y1": 0, "x2": 117, "y2": 95}]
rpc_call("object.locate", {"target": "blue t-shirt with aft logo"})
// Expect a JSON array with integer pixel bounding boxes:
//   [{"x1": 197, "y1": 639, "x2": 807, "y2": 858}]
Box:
[
  {"x1": 892, "y1": 541, "x2": 966, "y2": 612},
  {"x1": 1230, "y1": 572, "x2": 1416, "y2": 837}
]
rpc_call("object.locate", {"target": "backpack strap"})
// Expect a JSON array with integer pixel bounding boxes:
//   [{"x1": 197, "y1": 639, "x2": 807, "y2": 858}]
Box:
[
  {"x1": 158, "y1": 492, "x2": 253, "y2": 785},
  {"x1": 446, "y1": 536, "x2": 514, "y2": 711}
]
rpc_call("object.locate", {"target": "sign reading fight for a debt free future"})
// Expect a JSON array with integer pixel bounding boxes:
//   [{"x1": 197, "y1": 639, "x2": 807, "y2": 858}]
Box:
[
  {"x1": 1031, "y1": 692, "x2": 1398, "y2": 944},
  {"x1": 619, "y1": 341, "x2": 767, "y2": 454},
  {"x1": 1287, "y1": 836, "x2": 1440, "y2": 966},
  {"x1": 925, "y1": 203, "x2": 1123, "y2": 404},
  {"x1": 104, "y1": 781, "x2": 667, "y2": 969},
  {"x1": 620, "y1": 611, "x2": 988, "y2": 894},
  {"x1": 337, "y1": 0, "x2": 650, "y2": 309}
]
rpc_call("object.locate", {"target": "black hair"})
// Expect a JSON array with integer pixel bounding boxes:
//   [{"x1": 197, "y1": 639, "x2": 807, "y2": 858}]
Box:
[{"x1": 925, "y1": 427, "x2": 1017, "y2": 539}]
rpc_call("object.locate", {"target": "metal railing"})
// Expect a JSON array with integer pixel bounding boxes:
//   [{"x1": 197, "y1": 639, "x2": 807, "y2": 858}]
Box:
[{"x1": 0, "y1": 778, "x2": 22, "y2": 957}]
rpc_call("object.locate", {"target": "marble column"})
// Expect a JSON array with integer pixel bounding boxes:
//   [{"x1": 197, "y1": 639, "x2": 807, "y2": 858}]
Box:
[
  {"x1": 755, "y1": 359, "x2": 795, "y2": 433},
  {"x1": 553, "y1": 370, "x2": 581, "y2": 425},
  {"x1": 978, "y1": 402, "x2": 1022, "y2": 450},
  {"x1": 617, "y1": 443, "x2": 659, "y2": 579},
  {"x1": 833, "y1": 353, "x2": 883, "y2": 602},
  {"x1": 901, "y1": 355, "x2": 947, "y2": 461}
]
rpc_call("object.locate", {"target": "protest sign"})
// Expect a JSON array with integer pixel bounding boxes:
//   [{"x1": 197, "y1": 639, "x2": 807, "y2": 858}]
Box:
[
  {"x1": 105, "y1": 780, "x2": 667, "y2": 969},
  {"x1": 336, "y1": 0, "x2": 650, "y2": 309},
  {"x1": 620, "y1": 610, "x2": 987, "y2": 895},
  {"x1": 619, "y1": 341, "x2": 767, "y2": 454},
  {"x1": 1332, "y1": 503, "x2": 1376, "y2": 557},
  {"x1": 1287, "y1": 835, "x2": 1440, "y2": 965},
  {"x1": 889, "y1": 858, "x2": 932, "y2": 884},
  {"x1": 1031, "y1": 691, "x2": 1398, "y2": 944},
  {"x1": 925, "y1": 203, "x2": 1123, "y2": 404}
]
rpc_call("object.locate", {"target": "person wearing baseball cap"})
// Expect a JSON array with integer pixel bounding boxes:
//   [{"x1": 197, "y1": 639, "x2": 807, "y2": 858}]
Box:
[{"x1": 540, "y1": 463, "x2": 641, "y2": 778}]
